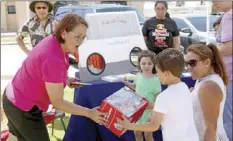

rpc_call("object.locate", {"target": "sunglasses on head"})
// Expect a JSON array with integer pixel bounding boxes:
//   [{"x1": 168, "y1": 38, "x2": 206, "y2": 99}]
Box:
[
  {"x1": 185, "y1": 59, "x2": 200, "y2": 67},
  {"x1": 36, "y1": 6, "x2": 47, "y2": 10}
]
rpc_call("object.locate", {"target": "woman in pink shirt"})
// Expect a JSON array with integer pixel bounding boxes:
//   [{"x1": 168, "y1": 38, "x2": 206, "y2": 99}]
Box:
[{"x1": 2, "y1": 13, "x2": 106, "y2": 141}]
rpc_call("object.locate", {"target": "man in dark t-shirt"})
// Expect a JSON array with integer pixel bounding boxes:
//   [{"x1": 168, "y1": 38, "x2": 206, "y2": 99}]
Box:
[{"x1": 142, "y1": 17, "x2": 180, "y2": 55}]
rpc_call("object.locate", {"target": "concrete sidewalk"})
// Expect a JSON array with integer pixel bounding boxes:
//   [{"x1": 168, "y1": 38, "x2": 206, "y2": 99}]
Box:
[
  {"x1": 1, "y1": 32, "x2": 17, "y2": 37},
  {"x1": 1, "y1": 33, "x2": 30, "y2": 45}
]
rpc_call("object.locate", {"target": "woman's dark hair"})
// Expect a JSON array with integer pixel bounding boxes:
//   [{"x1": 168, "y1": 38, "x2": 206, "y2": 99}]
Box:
[
  {"x1": 55, "y1": 13, "x2": 88, "y2": 43},
  {"x1": 213, "y1": 17, "x2": 222, "y2": 28},
  {"x1": 187, "y1": 44, "x2": 228, "y2": 85},
  {"x1": 154, "y1": 1, "x2": 170, "y2": 18},
  {"x1": 137, "y1": 50, "x2": 156, "y2": 74}
]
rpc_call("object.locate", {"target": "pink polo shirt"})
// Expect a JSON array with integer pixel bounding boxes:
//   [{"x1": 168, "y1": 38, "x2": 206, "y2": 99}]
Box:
[{"x1": 6, "y1": 35, "x2": 69, "y2": 112}]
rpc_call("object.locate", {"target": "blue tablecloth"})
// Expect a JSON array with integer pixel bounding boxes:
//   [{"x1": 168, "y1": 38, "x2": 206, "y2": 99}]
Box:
[{"x1": 63, "y1": 72, "x2": 195, "y2": 141}]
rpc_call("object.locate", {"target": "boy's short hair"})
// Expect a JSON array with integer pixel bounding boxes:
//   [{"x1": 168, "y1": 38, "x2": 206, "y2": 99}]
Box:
[{"x1": 154, "y1": 48, "x2": 184, "y2": 77}]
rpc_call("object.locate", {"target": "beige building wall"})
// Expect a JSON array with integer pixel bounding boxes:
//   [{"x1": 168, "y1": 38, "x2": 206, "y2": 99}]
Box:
[
  {"x1": 15, "y1": 1, "x2": 30, "y2": 32},
  {"x1": 1, "y1": 1, "x2": 30, "y2": 32},
  {"x1": 1, "y1": 2, "x2": 8, "y2": 31},
  {"x1": 128, "y1": 1, "x2": 144, "y2": 15}
]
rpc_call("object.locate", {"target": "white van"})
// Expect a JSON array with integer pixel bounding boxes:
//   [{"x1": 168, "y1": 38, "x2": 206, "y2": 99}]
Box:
[{"x1": 78, "y1": 11, "x2": 147, "y2": 82}]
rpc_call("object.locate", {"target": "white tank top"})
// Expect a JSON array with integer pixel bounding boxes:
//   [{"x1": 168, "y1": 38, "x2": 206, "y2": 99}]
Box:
[{"x1": 191, "y1": 74, "x2": 228, "y2": 141}]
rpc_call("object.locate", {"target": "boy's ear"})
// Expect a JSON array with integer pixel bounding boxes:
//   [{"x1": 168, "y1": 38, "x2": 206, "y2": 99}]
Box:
[
  {"x1": 165, "y1": 72, "x2": 168, "y2": 77},
  {"x1": 164, "y1": 71, "x2": 170, "y2": 77}
]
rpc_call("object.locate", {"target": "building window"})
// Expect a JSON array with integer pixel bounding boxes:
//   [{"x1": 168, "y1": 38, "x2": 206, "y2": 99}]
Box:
[{"x1": 7, "y1": 5, "x2": 16, "y2": 14}]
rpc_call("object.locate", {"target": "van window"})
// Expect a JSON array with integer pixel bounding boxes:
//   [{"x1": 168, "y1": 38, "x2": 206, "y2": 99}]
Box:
[
  {"x1": 187, "y1": 16, "x2": 218, "y2": 32},
  {"x1": 53, "y1": 1, "x2": 79, "y2": 14},
  {"x1": 83, "y1": 8, "x2": 95, "y2": 17},
  {"x1": 55, "y1": 8, "x2": 70, "y2": 21},
  {"x1": 172, "y1": 18, "x2": 189, "y2": 30},
  {"x1": 73, "y1": 9, "x2": 85, "y2": 17},
  {"x1": 55, "y1": 8, "x2": 85, "y2": 20}
]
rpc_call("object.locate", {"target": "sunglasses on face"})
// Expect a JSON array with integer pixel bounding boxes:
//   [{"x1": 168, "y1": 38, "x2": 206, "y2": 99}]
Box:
[
  {"x1": 36, "y1": 6, "x2": 47, "y2": 10},
  {"x1": 185, "y1": 59, "x2": 200, "y2": 67}
]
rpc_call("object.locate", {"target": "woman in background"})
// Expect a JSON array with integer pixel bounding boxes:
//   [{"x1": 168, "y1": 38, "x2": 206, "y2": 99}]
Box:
[{"x1": 142, "y1": 1, "x2": 180, "y2": 55}]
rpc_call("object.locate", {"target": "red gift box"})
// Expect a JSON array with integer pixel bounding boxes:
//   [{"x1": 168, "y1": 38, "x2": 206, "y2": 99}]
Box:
[{"x1": 99, "y1": 87, "x2": 148, "y2": 136}]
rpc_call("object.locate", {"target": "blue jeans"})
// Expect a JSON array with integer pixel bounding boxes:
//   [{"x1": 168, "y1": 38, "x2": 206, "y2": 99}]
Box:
[{"x1": 223, "y1": 80, "x2": 232, "y2": 141}]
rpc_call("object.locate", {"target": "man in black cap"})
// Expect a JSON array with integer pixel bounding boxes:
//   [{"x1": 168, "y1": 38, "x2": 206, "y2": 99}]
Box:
[{"x1": 16, "y1": 1, "x2": 56, "y2": 54}]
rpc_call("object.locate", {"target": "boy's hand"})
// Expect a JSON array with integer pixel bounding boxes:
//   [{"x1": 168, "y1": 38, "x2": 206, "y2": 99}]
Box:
[{"x1": 117, "y1": 115, "x2": 131, "y2": 130}]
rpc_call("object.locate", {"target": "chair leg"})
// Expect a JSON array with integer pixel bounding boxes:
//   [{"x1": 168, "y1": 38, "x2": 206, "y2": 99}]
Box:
[
  {"x1": 60, "y1": 118, "x2": 67, "y2": 131},
  {"x1": 52, "y1": 121, "x2": 54, "y2": 135}
]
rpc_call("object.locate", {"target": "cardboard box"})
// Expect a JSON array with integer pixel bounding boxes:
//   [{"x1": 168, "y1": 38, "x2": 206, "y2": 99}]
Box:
[{"x1": 99, "y1": 87, "x2": 148, "y2": 136}]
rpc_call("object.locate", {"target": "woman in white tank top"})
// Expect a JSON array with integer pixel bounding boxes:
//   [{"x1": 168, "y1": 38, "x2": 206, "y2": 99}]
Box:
[{"x1": 185, "y1": 44, "x2": 229, "y2": 141}]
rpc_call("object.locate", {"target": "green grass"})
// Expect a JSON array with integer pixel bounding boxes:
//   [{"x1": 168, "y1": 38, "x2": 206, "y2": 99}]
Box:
[{"x1": 48, "y1": 87, "x2": 74, "y2": 141}]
